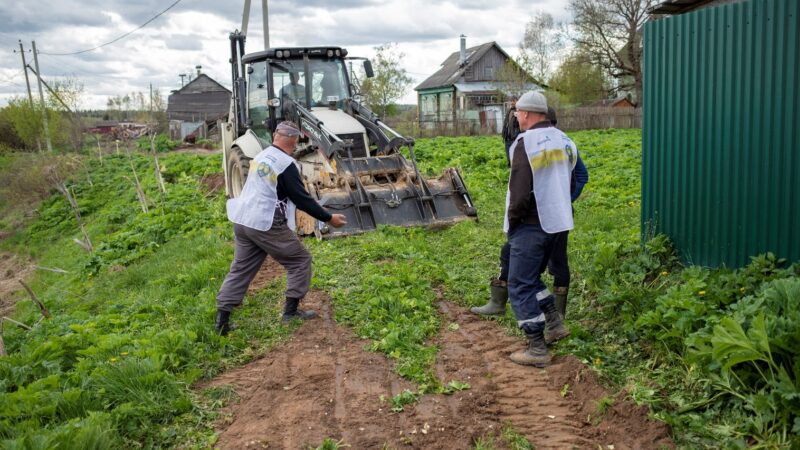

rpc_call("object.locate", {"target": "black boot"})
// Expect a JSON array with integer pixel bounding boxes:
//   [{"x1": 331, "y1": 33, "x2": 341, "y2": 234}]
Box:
[
  {"x1": 215, "y1": 310, "x2": 234, "y2": 336},
  {"x1": 509, "y1": 329, "x2": 550, "y2": 367},
  {"x1": 553, "y1": 286, "x2": 568, "y2": 319},
  {"x1": 281, "y1": 297, "x2": 318, "y2": 323},
  {"x1": 542, "y1": 300, "x2": 570, "y2": 345}
]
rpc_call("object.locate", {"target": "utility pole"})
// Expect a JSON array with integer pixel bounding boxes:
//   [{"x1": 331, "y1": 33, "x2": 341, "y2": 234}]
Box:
[
  {"x1": 262, "y1": 0, "x2": 269, "y2": 49},
  {"x1": 31, "y1": 41, "x2": 53, "y2": 153},
  {"x1": 16, "y1": 41, "x2": 34, "y2": 106},
  {"x1": 149, "y1": 83, "x2": 153, "y2": 121},
  {"x1": 16, "y1": 40, "x2": 42, "y2": 152}
]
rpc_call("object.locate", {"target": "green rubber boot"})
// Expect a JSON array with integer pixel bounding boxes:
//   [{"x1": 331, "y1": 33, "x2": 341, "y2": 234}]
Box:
[
  {"x1": 510, "y1": 330, "x2": 550, "y2": 367},
  {"x1": 470, "y1": 278, "x2": 508, "y2": 316}
]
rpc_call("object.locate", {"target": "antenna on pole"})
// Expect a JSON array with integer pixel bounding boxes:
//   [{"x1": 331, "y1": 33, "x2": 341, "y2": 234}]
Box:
[{"x1": 179, "y1": 73, "x2": 187, "y2": 87}]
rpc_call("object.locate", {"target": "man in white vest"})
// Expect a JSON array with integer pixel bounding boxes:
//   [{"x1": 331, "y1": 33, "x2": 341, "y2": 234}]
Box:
[
  {"x1": 215, "y1": 121, "x2": 347, "y2": 335},
  {"x1": 504, "y1": 91, "x2": 576, "y2": 367}
]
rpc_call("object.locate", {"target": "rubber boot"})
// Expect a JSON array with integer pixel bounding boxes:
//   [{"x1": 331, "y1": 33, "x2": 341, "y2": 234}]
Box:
[
  {"x1": 509, "y1": 329, "x2": 550, "y2": 367},
  {"x1": 281, "y1": 297, "x2": 318, "y2": 323},
  {"x1": 553, "y1": 286, "x2": 568, "y2": 319},
  {"x1": 542, "y1": 301, "x2": 570, "y2": 345},
  {"x1": 215, "y1": 310, "x2": 234, "y2": 336},
  {"x1": 470, "y1": 278, "x2": 508, "y2": 316}
]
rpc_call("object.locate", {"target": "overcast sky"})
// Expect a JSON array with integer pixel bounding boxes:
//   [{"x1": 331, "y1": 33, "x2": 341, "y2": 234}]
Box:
[{"x1": 0, "y1": 0, "x2": 572, "y2": 109}]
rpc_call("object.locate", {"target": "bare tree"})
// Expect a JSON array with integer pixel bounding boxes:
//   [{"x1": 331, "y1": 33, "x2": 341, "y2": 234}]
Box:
[
  {"x1": 519, "y1": 12, "x2": 565, "y2": 84},
  {"x1": 569, "y1": 0, "x2": 655, "y2": 103},
  {"x1": 494, "y1": 60, "x2": 537, "y2": 100}
]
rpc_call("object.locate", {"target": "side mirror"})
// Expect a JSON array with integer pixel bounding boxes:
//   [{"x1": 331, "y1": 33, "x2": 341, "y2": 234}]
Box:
[
  {"x1": 363, "y1": 60, "x2": 374, "y2": 78},
  {"x1": 268, "y1": 98, "x2": 281, "y2": 107}
]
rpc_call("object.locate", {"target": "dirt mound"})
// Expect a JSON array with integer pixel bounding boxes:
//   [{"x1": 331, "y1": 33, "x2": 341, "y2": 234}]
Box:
[
  {"x1": 247, "y1": 257, "x2": 286, "y2": 294},
  {"x1": 200, "y1": 174, "x2": 225, "y2": 195},
  {"x1": 546, "y1": 356, "x2": 673, "y2": 449},
  {"x1": 206, "y1": 295, "x2": 672, "y2": 449}
]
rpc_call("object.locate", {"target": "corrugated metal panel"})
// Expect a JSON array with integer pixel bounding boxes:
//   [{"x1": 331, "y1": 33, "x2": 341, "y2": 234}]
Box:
[{"x1": 642, "y1": 0, "x2": 799, "y2": 268}]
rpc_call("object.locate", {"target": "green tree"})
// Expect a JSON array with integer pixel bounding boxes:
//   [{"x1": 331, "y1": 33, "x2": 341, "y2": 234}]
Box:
[
  {"x1": 548, "y1": 51, "x2": 609, "y2": 106},
  {"x1": 360, "y1": 43, "x2": 413, "y2": 118}
]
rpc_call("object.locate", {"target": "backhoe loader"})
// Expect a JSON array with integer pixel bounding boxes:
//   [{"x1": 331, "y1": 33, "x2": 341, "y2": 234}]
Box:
[{"x1": 220, "y1": 33, "x2": 477, "y2": 238}]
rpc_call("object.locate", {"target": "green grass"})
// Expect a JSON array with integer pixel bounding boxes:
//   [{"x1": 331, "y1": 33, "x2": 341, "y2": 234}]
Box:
[{"x1": 0, "y1": 130, "x2": 798, "y2": 448}]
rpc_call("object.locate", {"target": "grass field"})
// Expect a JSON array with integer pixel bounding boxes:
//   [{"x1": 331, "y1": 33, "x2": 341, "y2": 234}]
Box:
[{"x1": 0, "y1": 130, "x2": 797, "y2": 448}]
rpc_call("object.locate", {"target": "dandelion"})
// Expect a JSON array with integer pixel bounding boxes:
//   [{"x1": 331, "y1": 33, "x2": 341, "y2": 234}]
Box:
[
  {"x1": 595, "y1": 357, "x2": 602, "y2": 366},
  {"x1": 660, "y1": 271, "x2": 668, "y2": 276},
  {"x1": 120, "y1": 352, "x2": 129, "y2": 356},
  {"x1": 110, "y1": 357, "x2": 118, "y2": 363},
  {"x1": 698, "y1": 290, "x2": 706, "y2": 296},
  {"x1": 740, "y1": 287, "x2": 746, "y2": 293}
]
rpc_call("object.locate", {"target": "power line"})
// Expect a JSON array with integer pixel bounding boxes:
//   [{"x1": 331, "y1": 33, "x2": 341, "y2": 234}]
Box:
[
  {"x1": 39, "y1": 0, "x2": 183, "y2": 56},
  {"x1": 0, "y1": 69, "x2": 24, "y2": 86}
]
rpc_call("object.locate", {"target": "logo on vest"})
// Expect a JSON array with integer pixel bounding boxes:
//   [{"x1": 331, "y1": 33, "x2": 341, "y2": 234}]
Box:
[
  {"x1": 565, "y1": 145, "x2": 575, "y2": 165},
  {"x1": 257, "y1": 161, "x2": 278, "y2": 183}
]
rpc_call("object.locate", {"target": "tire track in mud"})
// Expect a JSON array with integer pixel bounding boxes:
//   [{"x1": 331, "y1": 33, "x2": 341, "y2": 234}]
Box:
[
  {"x1": 205, "y1": 278, "x2": 671, "y2": 449},
  {"x1": 435, "y1": 301, "x2": 673, "y2": 450},
  {"x1": 208, "y1": 291, "x2": 489, "y2": 449},
  {"x1": 436, "y1": 301, "x2": 594, "y2": 449}
]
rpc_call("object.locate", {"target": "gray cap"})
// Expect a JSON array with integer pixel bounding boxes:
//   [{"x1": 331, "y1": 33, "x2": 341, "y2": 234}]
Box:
[
  {"x1": 516, "y1": 91, "x2": 548, "y2": 113},
  {"x1": 276, "y1": 121, "x2": 301, "y2": 137}
]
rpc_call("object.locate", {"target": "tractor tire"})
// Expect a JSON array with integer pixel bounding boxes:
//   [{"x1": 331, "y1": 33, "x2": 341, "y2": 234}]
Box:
[{"x1": 226, "y1": 146, "x2": 251, "y2": 198}]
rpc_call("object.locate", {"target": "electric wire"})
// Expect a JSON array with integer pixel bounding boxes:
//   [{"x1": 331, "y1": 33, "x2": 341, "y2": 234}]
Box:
[{"x1": 39, "y1": 0, "x2": 183, "y2": 56}]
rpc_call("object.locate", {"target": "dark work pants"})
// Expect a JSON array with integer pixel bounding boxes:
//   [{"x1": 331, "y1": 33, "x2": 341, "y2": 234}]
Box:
[
  {"x1": 216, "y1": 214, "x2": 312, "y2": 312},
  {"x1": 499, "y1": 231, "x2": 569, "y2": 288},
  {"x1": 507, "y1": 223, "x2": 558, "y2": 334}
]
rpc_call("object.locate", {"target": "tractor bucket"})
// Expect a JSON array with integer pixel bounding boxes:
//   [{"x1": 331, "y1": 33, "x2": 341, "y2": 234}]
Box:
[{"x1": 294, "y1": 153, "x2": 477, "y2": 238}]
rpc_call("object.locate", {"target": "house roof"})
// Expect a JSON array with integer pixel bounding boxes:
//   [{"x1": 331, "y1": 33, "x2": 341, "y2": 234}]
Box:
[
  {"x1": 167, "y1": 74, "x2": 231, "y2": 122},
  {"x1": 592, "y1": 97, "x2": 636, "y2": 107},
  {"x1": 415, "y1": 42, "x2": 510, "y2": 91},
  {"x1": 649, "y1": 0, "x2": 731, "y2": 15}
]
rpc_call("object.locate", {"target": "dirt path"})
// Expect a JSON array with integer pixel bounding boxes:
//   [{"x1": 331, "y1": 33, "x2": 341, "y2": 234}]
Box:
[
  {"x1": 435, "y1": 301, "x2": 672, "y2": 450},
  {"x1": 206, "y1": 279, "x2": 671, "y2": 449}
]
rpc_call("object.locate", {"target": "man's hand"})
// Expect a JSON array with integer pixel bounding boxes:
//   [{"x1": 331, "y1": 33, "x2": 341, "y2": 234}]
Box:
[{"x1": 328, "y1": 214, "x2": 347, "y2": 228}]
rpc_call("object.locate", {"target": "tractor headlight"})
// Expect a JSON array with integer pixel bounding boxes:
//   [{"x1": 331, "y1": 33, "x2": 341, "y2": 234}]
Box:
[
  {"x1": 283, "y1": 49, "x2": 290, "y2": 57},
  {"x1": 335, "y1": 49, "x2": 341, "y2": 57},
  {"x1": 276, "y1": 50, "x2": 283, "y2": 58},
  {"x1": 326, "y1": 49, "x2": 334, "y2": 58}
]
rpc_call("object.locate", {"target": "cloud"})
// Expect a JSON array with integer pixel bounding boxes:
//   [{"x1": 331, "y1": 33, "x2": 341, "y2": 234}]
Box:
[{"x1": 0, "y1": 0, "x2": 572, "y2": 109}]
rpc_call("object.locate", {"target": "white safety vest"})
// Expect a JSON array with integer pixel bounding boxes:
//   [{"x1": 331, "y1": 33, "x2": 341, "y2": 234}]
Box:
[
  {"x1": 226, "y1": 146, "x2": 298, "y2": 231},
  {"x1": 503, "y1": 127, "x2": 578, "y2": 233}
]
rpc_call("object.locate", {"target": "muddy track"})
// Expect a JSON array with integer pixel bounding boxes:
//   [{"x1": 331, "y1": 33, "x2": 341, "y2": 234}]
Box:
[
  {"x1": 206, "y1": 263, "x2": 671, "y2": 449},
  {"x1": 435, "y1": 302, "x2": 672, "y2": 450}
]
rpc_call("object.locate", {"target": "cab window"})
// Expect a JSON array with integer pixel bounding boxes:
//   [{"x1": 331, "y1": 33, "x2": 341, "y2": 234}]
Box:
[{"x1": 247, "y1": 61, "x2": 270, "y2": 140}]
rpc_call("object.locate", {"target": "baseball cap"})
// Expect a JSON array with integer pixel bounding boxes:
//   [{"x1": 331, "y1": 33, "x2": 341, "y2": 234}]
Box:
[
  {"x1": 276, "y1": 121, "x2": 301, "y2": 137},
  {"x1": 516, "y1": 91, "x2": 548, "y2": 113}
]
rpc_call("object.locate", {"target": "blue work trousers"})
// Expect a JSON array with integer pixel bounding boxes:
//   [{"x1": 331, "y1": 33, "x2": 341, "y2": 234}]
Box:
[{"x1": 507, "y1": 223, "x2": 558, "y2": 334}]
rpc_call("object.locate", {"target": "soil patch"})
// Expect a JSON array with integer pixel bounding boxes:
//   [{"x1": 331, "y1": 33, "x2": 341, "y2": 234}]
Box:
[
  {"x1": 0, "y1": 252, "x2": 34, "y2": 318},
  {"x1": 206, "y1": 296, "x2": 672, "y2": 449},
  {"x1": 247, "y1": 257, "x2": 286, "y2": 294},
  {"x1": 435, "y1": 301, "x2": 673, "y2": 449},
  {"x1": 200, "y1": 173, "x2": 225, "y2": 195}
]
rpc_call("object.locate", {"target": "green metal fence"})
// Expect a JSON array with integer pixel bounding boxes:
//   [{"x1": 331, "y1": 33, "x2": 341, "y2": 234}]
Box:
[{"x1": 642, "y1": 0, "x2": 799, "y2": 268}]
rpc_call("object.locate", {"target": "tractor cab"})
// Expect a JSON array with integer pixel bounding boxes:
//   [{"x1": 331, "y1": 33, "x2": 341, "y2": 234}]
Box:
[{"x1": 240, "y1": 47, "x2": 365, "y2": 142}]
